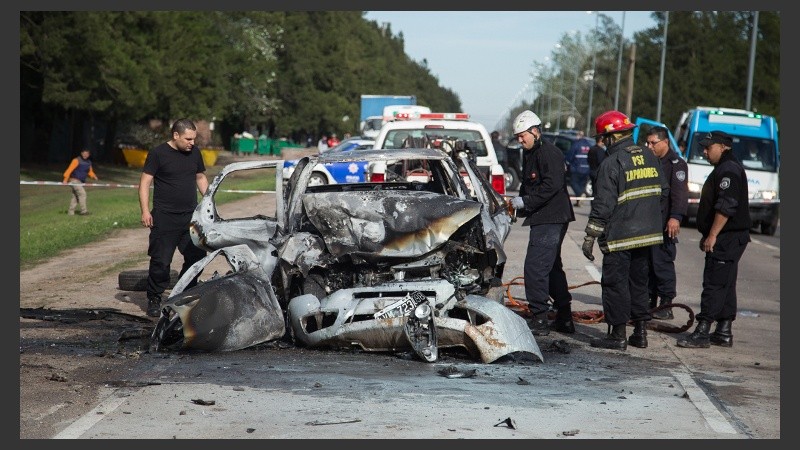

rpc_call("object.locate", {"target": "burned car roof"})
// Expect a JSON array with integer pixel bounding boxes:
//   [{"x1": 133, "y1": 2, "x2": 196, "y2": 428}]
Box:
[{"x1": 151, "y1": 148, "x2": 541, "y2": 363}]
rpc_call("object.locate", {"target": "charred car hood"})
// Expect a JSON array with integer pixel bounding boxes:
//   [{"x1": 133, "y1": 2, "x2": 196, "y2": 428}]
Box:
[{"x1": 302, "y1": 191, "x2": 481, "y2": 258}]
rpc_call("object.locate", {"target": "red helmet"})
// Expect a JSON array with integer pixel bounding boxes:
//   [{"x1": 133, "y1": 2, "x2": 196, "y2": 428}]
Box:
[{"x1": 594, "y1": 110, "x2": 636, "y2": 136}]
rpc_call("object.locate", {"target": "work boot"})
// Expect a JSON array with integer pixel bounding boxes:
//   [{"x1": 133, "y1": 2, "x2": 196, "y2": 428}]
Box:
[
  {"x1": 628, "y1": 321, "x2": 648, "y2": 348},
  {"x1": 652, "y1": 297, "x2": 674, "y2": 320},
  {"x1": 590, "y1": 324, "x2": 627, "y2": 350},
  {"x1": 677, "y1": 320, "x2": 712, "y2": 348},
  {"x1": 710, "y1": 319, "x2": 733, "y2": 347},
  {"x1": 527, "y1": 312, "x2": 550, "y2": 336},
  {"x1": 648, "y1": 296, "x2": 658, "y2": 310},
  {"x1": 553, "y1": 306, "x2": 575, "y2": 334},
  {"x1": 146, "y1": 295, "x2": 162, "y2": 318}
]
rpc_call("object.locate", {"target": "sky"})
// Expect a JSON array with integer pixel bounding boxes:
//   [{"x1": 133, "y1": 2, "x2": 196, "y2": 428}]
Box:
[{"x1": 363, "y1": 11, "x2": 657, "y2": 133}]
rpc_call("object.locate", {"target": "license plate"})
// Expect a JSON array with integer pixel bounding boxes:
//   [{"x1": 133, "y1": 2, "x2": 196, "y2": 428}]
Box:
[{"x1": 374, "y1": 291, "x2": 427, "y2": 319}]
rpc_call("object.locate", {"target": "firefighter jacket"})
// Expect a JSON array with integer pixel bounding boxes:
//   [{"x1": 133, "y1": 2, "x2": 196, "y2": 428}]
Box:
[
  {"x1": 517, "y1": 137, "x2": 575, "y2": 226},
  {"x1": 585, "y1": 136, "x2": 665, "y2": 253}
]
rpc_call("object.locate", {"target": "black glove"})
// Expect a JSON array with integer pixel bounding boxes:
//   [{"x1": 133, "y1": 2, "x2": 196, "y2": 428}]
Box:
[{"x1": 582, "y1": 236, "x2": 596, "y2": 261}]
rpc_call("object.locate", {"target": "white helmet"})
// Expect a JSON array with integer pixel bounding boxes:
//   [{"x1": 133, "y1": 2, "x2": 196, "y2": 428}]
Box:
[{"x1": 512, "y1": 110, "x2": 542, "y2": 135}]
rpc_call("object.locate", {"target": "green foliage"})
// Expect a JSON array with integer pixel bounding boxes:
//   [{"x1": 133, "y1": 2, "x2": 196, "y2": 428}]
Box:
[
  {"x1": 501, "y1": 11, "x2": 780, "y2": 136},
  {"x1": 19, "y1": 164, "x2": 276, "y2": 269},
  {"x1": 20, "y1": 11, "x2": 780, "y2": 162}
]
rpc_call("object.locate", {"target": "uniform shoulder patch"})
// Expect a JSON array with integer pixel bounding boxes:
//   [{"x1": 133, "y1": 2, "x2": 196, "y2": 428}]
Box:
[
  {"x1": 720, "y1": 177, "x2": 731, "y2": 190},
  {"x1": 676, "y1": 170, "x2": 686, "y2": 182}
]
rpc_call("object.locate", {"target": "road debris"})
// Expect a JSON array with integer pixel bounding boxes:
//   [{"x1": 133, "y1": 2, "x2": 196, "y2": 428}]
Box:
[
  {"x1": 494, "y1": 417, "x2": 517, "y2": 429},
  {"x1": 437, "y1": 365, "x2": 477, "y2": 378}
]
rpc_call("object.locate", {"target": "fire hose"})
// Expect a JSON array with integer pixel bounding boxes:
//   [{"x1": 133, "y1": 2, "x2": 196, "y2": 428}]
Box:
[{"x1": 501, "y1": 276, "x2": 695, "y2": 333}]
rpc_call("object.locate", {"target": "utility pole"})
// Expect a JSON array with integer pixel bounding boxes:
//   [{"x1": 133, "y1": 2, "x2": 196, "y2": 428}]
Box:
[
  {"x1": 656, "y1": 11, "x2": 669, "y2": 123},
  {"x1": 614, "y1": 11, "x2": 626, "y2": 110},
  {"x1": 624, "y1": 43, "x2": 636, "y2": 118},
  {"x1": 585, "y1": 11, "x2": 599, "y2": 135},
  {"x1": 557, "y1": 65, "x2": 564, "y2": 130},
  {"x1": 746, "y1": 11, "x2": 759, "y2": 110}
]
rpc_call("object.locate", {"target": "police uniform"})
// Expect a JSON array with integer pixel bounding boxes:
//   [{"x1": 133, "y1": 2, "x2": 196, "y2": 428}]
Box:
[
  {"x1": 648, "y1": 147, "x2": 689, "y2": 310},
  {"x1": 695, "y1": 134, "x2": 751, "y2": 324}
]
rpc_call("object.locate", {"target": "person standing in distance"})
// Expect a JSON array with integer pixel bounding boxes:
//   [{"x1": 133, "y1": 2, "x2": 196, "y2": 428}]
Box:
[
  {"x1": 587, "y1": 134, "x2": 606, "y2": 200},
  {"x1": 582, "y1": 110, "x2": 666, "y2": 350},
  {"x1": 491, "y1": 130, "x2": 508, "y2": 167},
  {"x1": 62, "y1": 148, "x2": 98, "y2": 215},
  {"x1": 565, "y1": 134, "x2": 592, "y2": 206},
  {"x1": 509, "y1": 110, "x2": 576, "y2": 336},
  {"x1": 677, "y1": 131, "x2": 751, "y2": 349},
  {"x1": 139, "y1": 119, "x2": 209, "y2": 318},
  {"x1": 645, "y1": 126, "x2": 689, "y2": 320}
]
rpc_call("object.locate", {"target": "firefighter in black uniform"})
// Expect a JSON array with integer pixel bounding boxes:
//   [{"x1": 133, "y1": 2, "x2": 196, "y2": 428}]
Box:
[
  {"x1": 581, "y1": 111, "x2": 667, "y2": 350},
  {"x1": 645, "y1": 126, "x2": 689, "y2": 320},
  {"x1": 509, "y1": 110, "x2": 576, "y2": 336},
  {"x1": 678, "y1": 131, "x2": 751, "y2": 349}
]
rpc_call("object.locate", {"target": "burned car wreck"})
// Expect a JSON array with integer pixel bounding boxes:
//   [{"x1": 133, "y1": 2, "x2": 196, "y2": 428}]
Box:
[{"x1": 151, "y1": 148, "x2": 543, "y2": 363}]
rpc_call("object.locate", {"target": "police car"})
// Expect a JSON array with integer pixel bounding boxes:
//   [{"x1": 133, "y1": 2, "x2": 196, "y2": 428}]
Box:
[{"x1": 282, "y1": 137, "x2": 375, "y2": 185}]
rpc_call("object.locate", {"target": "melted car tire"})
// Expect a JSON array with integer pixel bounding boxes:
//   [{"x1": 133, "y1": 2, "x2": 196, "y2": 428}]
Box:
[{"x1": 118, "y1": 269, "x2": 179, "y2": 291}]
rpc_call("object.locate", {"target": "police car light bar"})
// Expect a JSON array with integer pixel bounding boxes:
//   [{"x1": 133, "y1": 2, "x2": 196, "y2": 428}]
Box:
[
  {"x1": 391, "y1": 112, "x2": 470, "y2": 121},
  {"x1": 417, "y1": 113, "x2": 470, "y2": 120}
]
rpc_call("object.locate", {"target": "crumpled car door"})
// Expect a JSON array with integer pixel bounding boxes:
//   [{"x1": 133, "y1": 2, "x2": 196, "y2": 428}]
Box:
[
  {"x1": 457, "y1": 156, "x2": 512, "y2": 272},
  {"x1": 151, "y1": 161, "x2": 288, "y2": 352}
]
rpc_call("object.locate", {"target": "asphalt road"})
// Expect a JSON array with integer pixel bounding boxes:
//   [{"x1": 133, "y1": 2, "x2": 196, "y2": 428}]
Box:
[{"x1": 30, "y1": 194, "x2": 782, "y2": 439}]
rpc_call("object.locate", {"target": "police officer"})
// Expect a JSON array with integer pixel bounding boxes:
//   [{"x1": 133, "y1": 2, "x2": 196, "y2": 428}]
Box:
[
  {"x1": 678, "y1": 131, "x2": 751, "y2": 349},
  {"x1": 645, "y1": 126, "x2": 689, "y2": 320},
  {"x1": 509, "y1": 110, "x2": 576, "y2": 336},
  {"x1": 581, "y1": 111, "x2": 667, "y2": 350}
]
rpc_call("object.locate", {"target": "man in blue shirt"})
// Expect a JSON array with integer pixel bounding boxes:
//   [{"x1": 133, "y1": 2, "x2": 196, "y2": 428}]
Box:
[{"x1": 565, "y1": 135, "x2": 593, "y2": 206}]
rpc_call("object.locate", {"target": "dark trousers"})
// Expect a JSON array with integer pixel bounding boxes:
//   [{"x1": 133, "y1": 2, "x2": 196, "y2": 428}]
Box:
[
  {"x1": 570, "y1": 173, "x2": 590, "y2": 198},
  {"x1": 601, "y1": 247, "x2": 652, "y2": 325},
  {"x1": 523, "y1": 223, "x2": 572, "y2": 316},
  {"x1": 146, "y1": 210, "x2": 206, "y2": 300},
  {"x1": 648, "y1": 234, "x2": 678, "y2": 300},
  {"x1": 698, "y1": 232, "x2": 749, "y2": 322}
]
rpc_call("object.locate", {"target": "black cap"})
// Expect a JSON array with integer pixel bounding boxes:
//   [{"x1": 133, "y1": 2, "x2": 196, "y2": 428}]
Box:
[{"x1": 699, "y1": 130, "x2": 733, "y2": 148}]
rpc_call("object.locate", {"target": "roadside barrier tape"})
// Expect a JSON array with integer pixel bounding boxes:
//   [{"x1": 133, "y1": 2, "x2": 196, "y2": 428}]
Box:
[
  {"x1": 21, "y1": 180, "x2": 140, "y2": 188},
  {"x1": 20, "y1": 180, "x2": 275, "y2": 194},
  {"x1": 21, "y1": 181, "x2": 713, "y2": 201}
]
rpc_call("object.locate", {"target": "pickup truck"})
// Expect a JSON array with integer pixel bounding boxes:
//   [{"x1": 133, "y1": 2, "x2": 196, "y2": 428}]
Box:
[{"x1": 370, "y1": 112, "x2": 507, "y2": 195}]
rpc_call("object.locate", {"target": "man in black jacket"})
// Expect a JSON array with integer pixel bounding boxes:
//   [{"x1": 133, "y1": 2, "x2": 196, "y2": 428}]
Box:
[
  {"x1": 581, "y1": 110, "x2": 666, "y2": 350},
  {"x1": 677, "y1": 131, "x2": 751, "y2": 349},
  {"x1": 587, "y1": 134, "x2": 606, "y2": 199},
  {"x1": 645, "y1": 126, "x2": 689, "y2": 320},
  {"x1": 509, "y1": 110, "x2": 576, "y2": 336}
]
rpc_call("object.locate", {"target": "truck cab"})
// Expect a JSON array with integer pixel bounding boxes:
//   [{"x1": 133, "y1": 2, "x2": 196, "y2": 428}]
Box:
[{"x1": 633, "y1": 107, "x2": 780, "y2": 235}]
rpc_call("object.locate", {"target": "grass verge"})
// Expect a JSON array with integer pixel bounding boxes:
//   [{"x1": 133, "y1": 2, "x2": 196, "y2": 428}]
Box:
[{"x1": 20, "y1": 163, "x2": 276, "y2": 270}]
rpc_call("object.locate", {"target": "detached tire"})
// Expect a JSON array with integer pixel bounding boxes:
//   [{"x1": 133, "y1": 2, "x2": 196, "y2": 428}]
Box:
[{"x1": 118, "y1": 269, "x2": 179, "y2": 291}]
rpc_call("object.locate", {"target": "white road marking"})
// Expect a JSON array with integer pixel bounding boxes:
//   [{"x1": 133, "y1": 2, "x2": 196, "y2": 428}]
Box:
[
  {"x1": 751, "y1": 237, "x2": 779, "y2": 251},
  {"x1": 670, "y1": 368, "x2": 738, "y2": 434},
  {"x1": 585, "y1": 264, "x2": 602, "y2": 282},
  {"x1": 52, "y1": 388, "x2": 129, "y2": 439}
]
